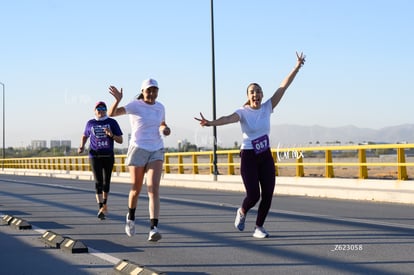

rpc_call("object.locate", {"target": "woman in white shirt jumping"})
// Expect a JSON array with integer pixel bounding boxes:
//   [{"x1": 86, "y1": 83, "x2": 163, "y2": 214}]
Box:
[{"x1": 195, "y1": 52, "x2": 305, "y2": 238}]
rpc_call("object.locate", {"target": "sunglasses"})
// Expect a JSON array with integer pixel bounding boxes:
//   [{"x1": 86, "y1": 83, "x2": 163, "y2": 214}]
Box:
[{"x1": 96, "y1": 107, "x2": 107, "y2": 111}]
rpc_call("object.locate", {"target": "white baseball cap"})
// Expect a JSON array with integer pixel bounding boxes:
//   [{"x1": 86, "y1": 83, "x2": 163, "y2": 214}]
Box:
[{"x1": 141, "y1": 78, "x2": 158, "y2": 90}]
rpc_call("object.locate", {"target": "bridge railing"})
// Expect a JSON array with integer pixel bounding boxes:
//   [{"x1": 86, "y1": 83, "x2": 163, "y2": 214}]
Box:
[
  {"x1": 0, "y1": 155, "x2": 128, "y2": 173},
  {"x1": 1, "y1": 143, "x2": 413, "y2": 180},
  {"x1": 164, "y1": 144, "x2": 414, "y2": 180}
]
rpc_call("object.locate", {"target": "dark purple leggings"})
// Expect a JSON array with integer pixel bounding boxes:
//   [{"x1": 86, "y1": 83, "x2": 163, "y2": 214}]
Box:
[
  {"x1": 90, "y1": 155, "x2": 114, "y2": 194},
  {"x1": 240, "y1": 149, "x2": 275, "y2": 227}
]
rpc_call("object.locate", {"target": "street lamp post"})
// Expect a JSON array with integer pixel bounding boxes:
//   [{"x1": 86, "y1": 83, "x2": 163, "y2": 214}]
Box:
[
  {"x1": 210, "y1": 0, "x2": 218, "y2": 180},
  {"x1": 0, "y1": 82, "x2": 4, "y2": 170}
]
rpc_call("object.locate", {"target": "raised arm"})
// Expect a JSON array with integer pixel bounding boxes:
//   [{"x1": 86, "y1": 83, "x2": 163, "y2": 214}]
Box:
[
  {"x1": 194, "y1": 112, "x2": 240, "y2": 127},
  {"x1": 108, "y1": 86, "x2": 127, "y2": 117},
  {"x1": 271, "y1": 52, "x2": 306, "y2": 109}
]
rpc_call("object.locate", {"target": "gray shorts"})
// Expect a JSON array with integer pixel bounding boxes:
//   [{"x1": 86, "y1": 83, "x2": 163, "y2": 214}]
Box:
[{"x1": 125, "y1": 146, "x2": 164, "y2": 167}]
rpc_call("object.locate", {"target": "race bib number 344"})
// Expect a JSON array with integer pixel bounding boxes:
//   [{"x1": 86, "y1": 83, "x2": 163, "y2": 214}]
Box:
[{"x1": 251, "y1": 135, "x2": 269, "y2": 154}]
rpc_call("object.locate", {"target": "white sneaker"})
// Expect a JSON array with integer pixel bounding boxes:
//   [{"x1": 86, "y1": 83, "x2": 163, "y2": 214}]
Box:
[
  {"x1": 148, "y1": 226, "x2": 162, "y2": 242},
  {"x1": 253, "y1": 226, "x2": 269, "y2": 238},
  {"x1": 125, "y1": 214, "x2": 135, "y2": 237},
  {"x1": 234, "y1": 208, "x2": 246, "y2": 231}
]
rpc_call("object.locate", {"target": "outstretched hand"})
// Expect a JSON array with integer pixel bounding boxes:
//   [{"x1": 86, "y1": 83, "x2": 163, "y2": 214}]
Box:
[
  {"x1": 194, "y1": 112, "x2": 210, "y2": 127},
  {"x1": 296, "y1": 51, "x2": 306, "y2": 67},
  {"x1": 109, "y1": 86, "x2": 123, "y2": 102}
]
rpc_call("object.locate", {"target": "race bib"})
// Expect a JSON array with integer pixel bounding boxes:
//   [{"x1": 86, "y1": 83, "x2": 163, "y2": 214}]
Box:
[
  {"x1": 251, "y1": 135, "x2": 269, "y2": 154},
  {"x1": 96, "y1": 138, "x2": 111, "y2": 149},
  {"x1": 92, "y1": 125, "x2": 111, "y2": 150}
]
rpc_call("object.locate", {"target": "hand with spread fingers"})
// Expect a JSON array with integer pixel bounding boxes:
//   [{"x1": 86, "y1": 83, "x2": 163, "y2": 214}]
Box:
[
  {"x1": 194, "y1": 112, "x2": 210, "y2": 127},
  {"x1": 296, "y1": 51, "x2": 306, "y2": 67}
]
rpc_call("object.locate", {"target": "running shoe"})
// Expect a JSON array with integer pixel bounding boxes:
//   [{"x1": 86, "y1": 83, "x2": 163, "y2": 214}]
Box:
[
  {"x1": 97, "y1": 209, "x2": 105, "y2": 220},
  {"x1": 148, "y1": 226, "x2": 162, "y2": 242},
  {"x1": 253, "y1": 226, "x2": 269, "y2": 238},
  {"x1": 234, "y1": 208, "x2": 246, "y2": 231},
  {"x1": 125, "y1": 213, "x2": 135, "y2": 237}
]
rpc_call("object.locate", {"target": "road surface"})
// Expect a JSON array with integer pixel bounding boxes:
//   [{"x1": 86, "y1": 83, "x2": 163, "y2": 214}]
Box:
[{"x1": 1, "y1": 174, "x2": 414, "y2": 274}]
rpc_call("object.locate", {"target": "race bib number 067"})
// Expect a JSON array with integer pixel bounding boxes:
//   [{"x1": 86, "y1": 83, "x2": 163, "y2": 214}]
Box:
[{"x1": 251, "y1": 135, "x2": 269, "y2": 154}]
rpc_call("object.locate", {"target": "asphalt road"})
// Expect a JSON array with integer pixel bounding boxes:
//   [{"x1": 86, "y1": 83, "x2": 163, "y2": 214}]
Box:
[{"x1": 1, "y1": 174, "x2": 414, "y2": 275}]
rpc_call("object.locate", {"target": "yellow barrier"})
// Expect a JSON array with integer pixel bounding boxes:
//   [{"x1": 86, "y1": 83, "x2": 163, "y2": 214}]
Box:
[{"x1": 1, "y1": 143, "x2": 413, "y2": 180}]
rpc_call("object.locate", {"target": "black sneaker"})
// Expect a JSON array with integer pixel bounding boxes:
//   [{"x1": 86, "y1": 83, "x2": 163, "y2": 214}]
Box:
[{"x1": 97, "y1": 209, "x2": 105, "y2": 220}]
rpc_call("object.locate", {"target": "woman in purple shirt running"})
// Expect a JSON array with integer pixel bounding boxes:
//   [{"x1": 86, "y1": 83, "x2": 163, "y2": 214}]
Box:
[
  {"x1": 195, "y1": 52, "x2": 306, "y2": 238},
  {"x1": 78, "y1": 101, "x2": 123, "y2": 220}
]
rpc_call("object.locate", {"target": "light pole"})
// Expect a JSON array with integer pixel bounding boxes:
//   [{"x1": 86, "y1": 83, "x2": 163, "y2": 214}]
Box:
[
  {"x1": 0, "y1": 82, "x2": 4, "y2": 170},
  {"x1": 210, "y1": 0, "x2": 218, "y2": 180}
]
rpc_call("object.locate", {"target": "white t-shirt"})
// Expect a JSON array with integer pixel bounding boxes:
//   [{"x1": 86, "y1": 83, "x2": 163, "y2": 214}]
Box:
[
  {"x1": 235, "y1": 99, "x2": 273, "y2": 150},
  {"x1": 124, "y1": 99, "x2": 165, "y2": 151}
]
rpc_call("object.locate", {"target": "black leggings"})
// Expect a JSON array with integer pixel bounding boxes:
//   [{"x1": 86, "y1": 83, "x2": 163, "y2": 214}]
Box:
[
  {"x1": 90, "y1": 155, "x2": 114, "y2": 194},
  {"x1": 240, "y1": 149, "x2": 275, "y2": 227}
]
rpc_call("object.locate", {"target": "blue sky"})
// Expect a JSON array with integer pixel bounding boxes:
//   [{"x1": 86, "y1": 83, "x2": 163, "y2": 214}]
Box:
[{"x1": 1, "y1": 0, "x2": 413, "y2": 148}]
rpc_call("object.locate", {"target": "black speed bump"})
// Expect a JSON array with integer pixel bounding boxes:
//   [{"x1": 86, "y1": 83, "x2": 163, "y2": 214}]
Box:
[
  {"x1": 10, "y1": 217, "x2": 32, "y2": 230},
  {"x1": 60, "y1": 237, "x2": 88, "y2": 254},
  {"x1": 114, "y1": 259, "x2": 165, "y2": 274},
  {"x1": 1, "y1": 214, "x2": 14, "y2": 225},
  {"x1": 40, "y1": 231, "x2": 66, "y2": 249},
  {"x1": 1, "y1": 214, "x2": 31, "y2": 229}
]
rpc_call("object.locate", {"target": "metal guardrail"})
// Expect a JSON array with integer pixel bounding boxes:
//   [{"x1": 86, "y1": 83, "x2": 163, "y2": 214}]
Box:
[
  {"x1": 0, "y1": 155, "x2": 128, "y2": 173},
  {"x1": 1, "y1": 144, "x2": 413, "y2": 180},
  {"x1": 164, "y1": 144, "x2": 414, "y2": 180}
]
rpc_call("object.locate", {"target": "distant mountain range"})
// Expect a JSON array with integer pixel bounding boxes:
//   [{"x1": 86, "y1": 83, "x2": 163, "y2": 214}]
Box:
[
  {"x1": 265, "y1": 124, "x2": 414, "y2": 146},
  {"x1": 169, "y1": 124, "x2": 414, "y2": 148}
]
